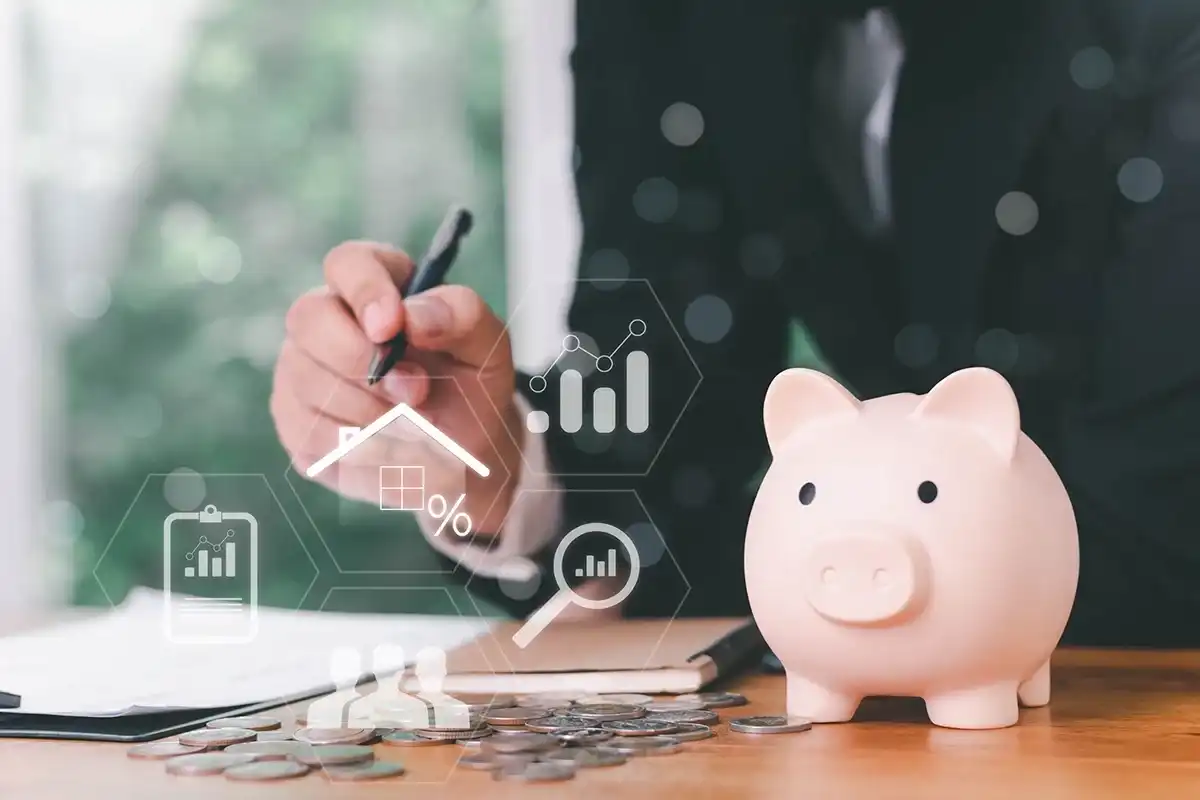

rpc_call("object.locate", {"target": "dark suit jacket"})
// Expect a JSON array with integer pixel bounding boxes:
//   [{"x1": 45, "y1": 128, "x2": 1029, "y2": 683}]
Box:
[{"x1": 449, "y1": 0, "x2": 1200, "y2": 646}]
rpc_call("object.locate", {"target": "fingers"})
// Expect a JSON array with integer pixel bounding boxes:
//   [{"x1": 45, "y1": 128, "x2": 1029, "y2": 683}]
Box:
[
  {"x1": 276, "y1": 340, "x2": 431, "y2": 424},
  {"x1": 322, "y1": 241, "x2": 415, "y2": 343},
  {"x1": 285, "y1": 287, "x2": 381, "y2": 382},
  {"x1": 269, "y1": 383, "x2": 394, "y2": 470},
  {"x1": 404, "y1": 285, "x2": 510, "y2": 369}
]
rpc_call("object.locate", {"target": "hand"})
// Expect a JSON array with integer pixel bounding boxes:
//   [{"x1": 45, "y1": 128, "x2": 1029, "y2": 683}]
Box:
[{"x1": 271, "y1": 241, "x2": 524, "y2": 535}]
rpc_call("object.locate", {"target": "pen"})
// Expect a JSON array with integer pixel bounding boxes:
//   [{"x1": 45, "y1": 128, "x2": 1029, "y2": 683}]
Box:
[
  {"x1": 367, "y1": 205, "x2": 474, "y2": 385},
  {"x1": 0, "y1": 690, "x2": 20, "y2": 709}
]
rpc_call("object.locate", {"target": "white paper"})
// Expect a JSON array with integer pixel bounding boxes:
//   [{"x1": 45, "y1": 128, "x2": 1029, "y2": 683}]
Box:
[{"x1": 0, "y1": 588, "x2": 495, "y2": 717}]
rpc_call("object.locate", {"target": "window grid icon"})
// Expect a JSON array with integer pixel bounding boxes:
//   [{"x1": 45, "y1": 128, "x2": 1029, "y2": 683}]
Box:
[{"x1": 379, "y1": 466, "x2": 425, "y2": 512}]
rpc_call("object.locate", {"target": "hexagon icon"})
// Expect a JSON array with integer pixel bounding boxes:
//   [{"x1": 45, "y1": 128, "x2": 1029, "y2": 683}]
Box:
[
  {"x1": 486, "y1": 278, "x2": 702, "y2": 477},
  {"x1": 303, "y1": 585, "x2": 507, "y2": 784},
  {"x1": 282, "y1": 374, "x2": 513, "y2": 575},
  {"x1": 463, "y1": 488, "x2": 691, "y2": 672},
  {"x1": 92, "y1": 472, "x2": 319, "y2": 644}
]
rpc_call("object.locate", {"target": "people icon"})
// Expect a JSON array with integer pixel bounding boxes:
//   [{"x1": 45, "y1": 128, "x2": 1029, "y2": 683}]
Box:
[
  {"x1": 305, "y1": 646, "x2": 364, "y2": 728},
  {"x1": 347, "y1": 644, "x2": 430, "y2": 730},
  {"x1": 413, "y1": 646, "x2": 470, "y2": 728}
]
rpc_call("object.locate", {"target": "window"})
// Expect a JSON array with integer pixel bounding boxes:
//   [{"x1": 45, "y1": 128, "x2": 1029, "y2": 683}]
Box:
[
  {"x1": 18, "y1": 0, "x2": 526, "y2": 615},
  {"x1": 378, "y1": 467, "x2": 425, "y2": 513}
]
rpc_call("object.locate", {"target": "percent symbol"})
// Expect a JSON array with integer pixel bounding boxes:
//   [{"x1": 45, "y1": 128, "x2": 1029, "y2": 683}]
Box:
[{"x1": 427, "y1": 493, "x2": 472, "y2": 538}]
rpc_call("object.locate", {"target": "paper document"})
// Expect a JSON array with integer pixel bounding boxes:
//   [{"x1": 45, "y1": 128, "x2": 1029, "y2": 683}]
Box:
[{"x1": 0, "y1": 588, "x2": 494, "y2": 717}]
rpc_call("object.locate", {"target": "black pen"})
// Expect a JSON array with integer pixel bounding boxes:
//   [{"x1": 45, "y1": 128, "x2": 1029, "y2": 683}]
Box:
[
  {"x1": 0, "y1": 690, "x2": 20, "y2": 709},
  {"x1": 367, "y1": 205, "x2": 474, "y2": 385}
]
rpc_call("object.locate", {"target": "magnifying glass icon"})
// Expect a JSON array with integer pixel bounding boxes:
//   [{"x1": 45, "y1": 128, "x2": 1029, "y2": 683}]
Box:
[{"x1": 511, "y1": 522, "x2": 641, "y2": 649}]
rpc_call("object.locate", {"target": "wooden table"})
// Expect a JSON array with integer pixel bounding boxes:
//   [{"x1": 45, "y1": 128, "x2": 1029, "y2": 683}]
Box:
[{"x1": 5, "y1": 648, "x2": 1200, "y2": 799}]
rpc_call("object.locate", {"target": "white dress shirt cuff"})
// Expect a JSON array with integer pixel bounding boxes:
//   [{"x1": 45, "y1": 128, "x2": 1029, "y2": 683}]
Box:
[{"x1": 416, "y1": 392, "x2": 561, "y2": 582}]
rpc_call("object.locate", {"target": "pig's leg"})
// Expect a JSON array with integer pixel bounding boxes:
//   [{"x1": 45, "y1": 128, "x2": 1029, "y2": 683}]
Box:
[
  {"x1": 924, "y1": 682, "x2": 1019, "y2": 729},
  {"x1": 786, "y1": 672, "x2": 861, "y2": 722},
  {"x1": 1017, "y1": 659, "x2": 1051, "y2": 707}
]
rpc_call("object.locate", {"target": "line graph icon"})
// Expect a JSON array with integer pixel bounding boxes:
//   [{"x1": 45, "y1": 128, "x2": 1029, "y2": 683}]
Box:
[
  {"x1": 527, "y1": 319, "x2": 648, "y2": 435},
  {"x1": 184, "y1": 529, "x2": 237, "y2": 578}
]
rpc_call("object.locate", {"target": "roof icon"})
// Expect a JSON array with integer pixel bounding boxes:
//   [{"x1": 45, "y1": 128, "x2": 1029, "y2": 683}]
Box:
[{"x1": 304, "y1": 402, "x2": 490, "y2": 480}]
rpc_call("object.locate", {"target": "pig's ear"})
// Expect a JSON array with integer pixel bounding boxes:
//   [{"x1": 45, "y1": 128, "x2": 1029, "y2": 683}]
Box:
[
  {"x1": 912, "y1": 367, "x2": 1020, "y2": 461},
  {"x1": 763, "y1": 368, "x2": 860, "y2": 453}
]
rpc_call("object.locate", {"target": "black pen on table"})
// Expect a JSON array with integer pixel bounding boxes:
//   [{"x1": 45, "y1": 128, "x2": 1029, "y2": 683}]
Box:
[{"x1": 367, "y1": 205, "x2": 474, "y2": 385}]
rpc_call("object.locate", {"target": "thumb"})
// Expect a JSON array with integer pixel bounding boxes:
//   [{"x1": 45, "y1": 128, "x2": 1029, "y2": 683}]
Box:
[
  {"x1": 378, "y1": 363, "x2": 431, "y2": 409},
  {"x1": 404, "y1": 285, "x2": 510, "y2": 369}
]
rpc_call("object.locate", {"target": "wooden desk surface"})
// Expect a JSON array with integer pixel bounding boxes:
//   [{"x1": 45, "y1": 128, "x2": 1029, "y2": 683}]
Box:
[{"x1": 6, "y1": 648, "x2": 1200, "y2": 799}]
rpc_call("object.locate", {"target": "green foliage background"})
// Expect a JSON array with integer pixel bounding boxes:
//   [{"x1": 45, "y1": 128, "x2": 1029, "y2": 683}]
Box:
[{"x1": 60, "y1": 0, "x2": 509, "y2": 613}]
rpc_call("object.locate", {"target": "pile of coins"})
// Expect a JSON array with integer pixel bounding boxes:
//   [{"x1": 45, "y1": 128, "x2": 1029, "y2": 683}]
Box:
[{"x1": 126, "y1": 692, "x2": 814, "y2": 784}]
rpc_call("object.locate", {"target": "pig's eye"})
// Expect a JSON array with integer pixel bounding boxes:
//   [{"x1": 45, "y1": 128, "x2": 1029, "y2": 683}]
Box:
[
  {"x1": 798, "y1": 482, "x2": 816, "y2": 505},
  {"x1": 918, "y1": 481, "x2": 938, "y2": 503}
]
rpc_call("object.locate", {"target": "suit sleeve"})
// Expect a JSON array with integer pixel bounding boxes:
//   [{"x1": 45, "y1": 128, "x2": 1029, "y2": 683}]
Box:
[
  {"x1": 447, "y1": 1, "x2": 792, "y2": 618},
  {"x1": 1058, "y1": 16, "x2": 1200, "y2": 645}
]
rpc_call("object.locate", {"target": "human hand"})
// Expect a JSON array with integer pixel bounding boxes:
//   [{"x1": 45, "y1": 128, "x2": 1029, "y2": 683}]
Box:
[{"x1": 271, "y1": 241, "x2": 523, "y2": 534}]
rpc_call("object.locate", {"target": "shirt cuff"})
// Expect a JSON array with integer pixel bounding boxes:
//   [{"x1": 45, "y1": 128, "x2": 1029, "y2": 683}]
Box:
[{"x1": 416, "y1": 392, "x2": 562, "y2": 582}]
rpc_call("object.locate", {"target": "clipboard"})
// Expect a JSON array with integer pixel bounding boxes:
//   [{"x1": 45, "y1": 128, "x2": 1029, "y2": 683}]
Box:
[{"x1": 162, "y1": 504, "x2": 259, "y2": 645}]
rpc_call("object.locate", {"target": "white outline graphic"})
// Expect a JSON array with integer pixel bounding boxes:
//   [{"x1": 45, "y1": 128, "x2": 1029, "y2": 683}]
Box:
[
  {"x1": 511, "y1": 522, "x2": 641, "y2": 649},
  {"x1": 480, "y1": 278, "x2": 702, "y2": 478},
  {"x1": 305, "y1": 402, "x2": 490, "y2": 480},
  {"x1": 163, "y1": 504, "x2": 259, "y2": 644}
]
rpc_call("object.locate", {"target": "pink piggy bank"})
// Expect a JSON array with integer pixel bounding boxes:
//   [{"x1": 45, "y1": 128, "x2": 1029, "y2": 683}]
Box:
[{"x1": 744, "y1": 367, "x2": 1078, "y2": 730}]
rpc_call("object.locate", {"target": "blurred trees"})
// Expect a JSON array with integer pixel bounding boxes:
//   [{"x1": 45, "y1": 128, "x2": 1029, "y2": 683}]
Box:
[{"x1": 62, "y1": 0, "x2": 508, "y2": 612}]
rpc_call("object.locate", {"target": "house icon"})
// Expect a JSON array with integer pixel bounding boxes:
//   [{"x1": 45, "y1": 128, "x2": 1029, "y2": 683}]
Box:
[{"x1": 304, "y1": 402, "x2": 490, "y2": 481}]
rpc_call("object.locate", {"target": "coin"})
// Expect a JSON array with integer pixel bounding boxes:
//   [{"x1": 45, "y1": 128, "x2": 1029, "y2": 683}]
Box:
[
  {"x1": 669, "y1": 723, "x2": 715, "y2": 742},
  {"x1": 164, "y1": 752, "x2": 259, "y2": 776},
  {"x1": 381, "y1": 731, "x2": 451, "y2": 747},
  {"x1": 296, "y1": 745, "x2": 375, "y2": 766},
  {"x1": 224, "y1": 761, "x2": 311, "y2": 781},
  {"x1": 206, "y1": 716, "x2": 282, "y2": 732},
  {"x1": 127, "y1": 740, "x2": 206, "y2": 760},
  {"x1": 603, "y1": 736, "x2": 682, "y2": 756},
  {"x1": 601, "y1": 719, "x2": 682, "y2": 736},
  {"x1": 225, "y1": 741, "x2": 313, "y2": 760},
  {"x1": 515, "y1": 692, "x2": 586, "y2": 707},
  {"x1": 413, "y1": 726, "x2": 492, "y2": 741},
  {"x1": 481, "y1": 732, "x2": 558, "y2": 753},
  {"x1": 728, "y1": 715, "x2": 813, "y2": 734},
  {"x1": 322, "y1": 761, "x2": 407, "y2": 781},
  {"x1": 642, "y1": 699, "x2": 706, "y2": 713},
  {"x1": 575, "y1": 693, "x2": 655, "y2": 706},
  {"x1": 646, "y1": 708, "x2": 720, "y2": 725},
  {"x1": 177, "y1": 727, "x2": 258, "y2": 748},
  {"x1": 452, "y1": 692, "x2": 516, "y2": 709},
  {"x1": 554, "y1": 728, "x2": 614, "y2": 746},
  {"x1": 523, "y1": 715, "x2": 594, "y2": 733},
  {"x1": 568, "y1": 703, "x2": 646, "y2": 722},
  {"x1": 255, "y1": 731, "x2": 297, "y2": 742},
  {"x1": 491, "y1": 751, "x2": 545, "y2": 767},
  {"x1": 492, "y1": 761, "x2": 576, "y2": 782},
  {"x1": 293, "y1": 727, "x2": 373, "y2": 745},
  {"x1": 483, "y1": 707, "x2": 550, "y2": 726},
  {"x1": 542, "y1": 747, "x2": 626, "y2": 767},
  {"x1": 458, "y1": 752, "x2": 505, "y2": 771},
  {"x1": 676, "y1": 692, "x2": 748, "y2": 709}
]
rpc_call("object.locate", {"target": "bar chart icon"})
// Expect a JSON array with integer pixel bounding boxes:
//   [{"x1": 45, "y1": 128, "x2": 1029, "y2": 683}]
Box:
[
  {"x1": 184, "y1": 530, "x2": 237, "y2": 579},
  {"x1": 527, "y1": 319, "x2": 649, "y2": 435},
  {"x1": 577, "y1": 549, "x2": 618, "y2": 578}
]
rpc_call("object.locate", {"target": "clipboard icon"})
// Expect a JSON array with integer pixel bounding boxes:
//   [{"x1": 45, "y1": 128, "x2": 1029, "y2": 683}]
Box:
[{"x1": 163, "y1": 504, "x2": 259, "y2": 644}]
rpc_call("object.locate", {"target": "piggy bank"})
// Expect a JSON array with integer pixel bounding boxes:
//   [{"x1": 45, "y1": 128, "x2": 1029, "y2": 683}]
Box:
[{"x1": 744, "y1": 367, "x2": 1078, "y2": 730}]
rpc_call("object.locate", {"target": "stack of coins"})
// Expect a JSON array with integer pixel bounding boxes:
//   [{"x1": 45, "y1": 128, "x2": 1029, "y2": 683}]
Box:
[
  {"x1": 444, "y1": 690, "x2": 812, "y2": 784},
  {"x1": 126, "y1": 716, "x2": 407, "y2": 784},
  {"x1": 126, "y1": 691, "x2": 812, "y2": 785}
]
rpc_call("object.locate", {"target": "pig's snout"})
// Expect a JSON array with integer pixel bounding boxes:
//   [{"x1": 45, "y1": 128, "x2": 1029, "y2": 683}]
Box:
[{"x1": 802, "y1": 529, "x2": 927, "y2": 625}]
